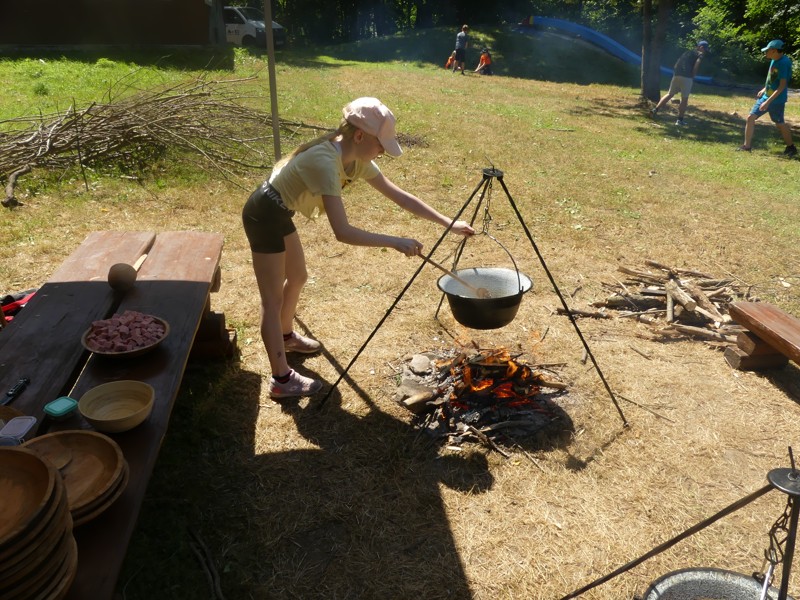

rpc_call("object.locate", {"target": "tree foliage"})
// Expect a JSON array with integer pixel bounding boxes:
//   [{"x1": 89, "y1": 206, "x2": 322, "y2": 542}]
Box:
[{"x1": 236, "y1": 0, "x2": 797, "y2": 82}]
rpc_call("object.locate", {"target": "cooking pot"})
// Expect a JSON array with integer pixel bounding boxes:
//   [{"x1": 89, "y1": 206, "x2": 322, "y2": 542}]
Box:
[{"x1": 438, "y1": 267, "x2": 532, "y2": 329}]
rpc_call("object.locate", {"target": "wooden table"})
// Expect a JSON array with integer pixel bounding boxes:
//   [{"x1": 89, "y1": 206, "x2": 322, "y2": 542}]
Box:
[{"x1": 0, "y1": 230, "x2": 229, "y2": 599}]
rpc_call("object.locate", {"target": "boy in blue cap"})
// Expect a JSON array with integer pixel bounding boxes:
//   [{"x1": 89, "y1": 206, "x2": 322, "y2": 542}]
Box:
[{"x1": 738, "y1": 39, "x2": 796, "y2": 156}]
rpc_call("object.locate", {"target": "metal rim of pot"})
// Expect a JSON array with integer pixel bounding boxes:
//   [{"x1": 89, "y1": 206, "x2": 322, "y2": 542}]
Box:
[
  {"x1": 436, "y1": 234, "x2": 532, "y2": 330},
  {"x1": 641, "y1": 567, "x2": 796, "y2": 600}
]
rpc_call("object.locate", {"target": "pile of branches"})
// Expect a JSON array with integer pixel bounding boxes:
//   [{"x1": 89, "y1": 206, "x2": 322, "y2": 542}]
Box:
[
  {"x1": 560, "y1": 259, "x2": 752, "y2": 345},
  {"x1": 1, "y1": 76, "x2": 327, "y2": 206}
]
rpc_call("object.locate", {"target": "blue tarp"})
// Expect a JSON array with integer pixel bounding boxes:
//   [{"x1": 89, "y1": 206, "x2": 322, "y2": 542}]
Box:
[{"x1": 519, "y1": 17, "x2": 713, "y2": 84}]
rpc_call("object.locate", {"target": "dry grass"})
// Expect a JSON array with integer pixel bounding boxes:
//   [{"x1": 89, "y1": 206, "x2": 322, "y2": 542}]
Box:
[{"x1": 1, "y1": 49, "x2": 799, "y2": 600}]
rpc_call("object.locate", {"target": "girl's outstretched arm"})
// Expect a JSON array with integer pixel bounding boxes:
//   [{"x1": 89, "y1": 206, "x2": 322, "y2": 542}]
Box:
[
  {"x1": 367, "y1": 173, "x2": 475, "y2": 237},
  {"x1": 323, "y1": 194, "x2": 422, "y2": 256}
]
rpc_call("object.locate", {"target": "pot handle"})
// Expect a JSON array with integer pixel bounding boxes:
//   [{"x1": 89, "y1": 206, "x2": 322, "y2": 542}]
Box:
[{"x1": 481, "y1": 232, "x2": 523, "y2": 292}]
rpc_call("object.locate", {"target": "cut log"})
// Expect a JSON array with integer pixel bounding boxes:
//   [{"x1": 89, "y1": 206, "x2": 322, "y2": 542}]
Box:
[
  {"x1": 617, "y1": 266, "x2": 667, "y2": 284},
  {"x1": 644, "y1": 260, "x2": 715, "y2": 279},
  {"x1": 555, "y1": 307, "x2": 612, "y2": 319},
  {"x1": 3, "y1": 165, "x2": 31, "y2": 208},
  {"x1": 665, "y1": 279, "x2": 697, "y2": 311},
  {"x1": 724, "y1": 346, "x2": 788, "y2": 371},
  {"x1": 684, "y1": 281, "x2": 728, "y2": 322},
  {"x1": 400, "y1": 390, "x2": 436, "y2": 414},
  {"x1": 666, "y1": 291, "x2": 674, "y2": 322},
  {"x1": 593, "y1": 294, "x2": 664, "y2": 310},
  {"x1": 669, "y1": 323, "x2": 737, "y2": 343},
  {"x1": 736, "y1": 331, "x2": 779, "y2": 356}
]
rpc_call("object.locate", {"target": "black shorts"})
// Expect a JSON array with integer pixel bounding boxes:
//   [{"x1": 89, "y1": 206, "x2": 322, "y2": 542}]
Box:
[
  {"x1": 455, "y1": 48, "x2": 466, "y2": 62},
  {"x1": 242, "y1": 182, "x2": 296, "y2": 254}
]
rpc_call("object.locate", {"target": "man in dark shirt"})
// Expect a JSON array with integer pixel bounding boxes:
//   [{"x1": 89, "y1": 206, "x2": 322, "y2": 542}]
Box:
[{"x1": 651, "y1": 41, "x2": 709, "y2": 126}]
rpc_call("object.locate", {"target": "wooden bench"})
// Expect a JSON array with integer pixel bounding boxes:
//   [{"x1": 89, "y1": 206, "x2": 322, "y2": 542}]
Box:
[
  {"x1": 0, "y1": 230, "x2": 233, "y2": 600},
  {"x1": 725, "y1": 301, "x2": 800, "y2": 371}
]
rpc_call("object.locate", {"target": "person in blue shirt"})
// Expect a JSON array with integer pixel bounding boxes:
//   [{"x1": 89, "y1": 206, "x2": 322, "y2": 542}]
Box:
[
  {"x1": 738, "y1": 40, "x2": 796, "y2": 156},
  {"x1": 452, "y1": 25, "x2": 469, "y2": 74}
]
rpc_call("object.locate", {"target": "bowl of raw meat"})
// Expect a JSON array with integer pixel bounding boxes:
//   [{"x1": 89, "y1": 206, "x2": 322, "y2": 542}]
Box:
[{"x1": 81, "y1": 310, "x2": 170, "y2": 357}]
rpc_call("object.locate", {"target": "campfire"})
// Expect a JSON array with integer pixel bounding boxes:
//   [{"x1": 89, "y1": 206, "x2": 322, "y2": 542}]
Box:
[{"x1": 395, "y1": 347, "x2": 569, "y2": 455}]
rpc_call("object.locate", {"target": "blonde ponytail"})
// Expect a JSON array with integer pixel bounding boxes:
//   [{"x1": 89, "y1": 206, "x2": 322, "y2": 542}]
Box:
[{"x1": 274, "y1": 119, "x2": 358, "y2": 169}]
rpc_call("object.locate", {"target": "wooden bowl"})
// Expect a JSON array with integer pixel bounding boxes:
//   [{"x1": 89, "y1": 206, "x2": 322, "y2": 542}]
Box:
[
  {"x1": 0, "y1": 448, "x2": 57, "y2": 550},
  {"x1": 72, "y1": 459, "x2": 129, "y2": 527},
  {"x1": 0, "y1": 475, "x2": 67, "y2": 572},
  {"x1": 81, "y1": 313, "x2": 169, "y2": 358},
  {"x1": 22, "y1": 431, "x2": 125, "y2": 514},
  {"x1": 78, "y1": 380, "x2": 155, "y2": 433}
]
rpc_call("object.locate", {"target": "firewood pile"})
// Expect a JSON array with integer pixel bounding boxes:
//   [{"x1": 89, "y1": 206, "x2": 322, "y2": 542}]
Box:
[
  {"x1": 568, "y1": 259, "x2": 752, "y2": 345},
  {"x1": 1, "y1": 77, "x2": 328, "y2": 206},
  {"x1": 394, "y1": 348, "x2": 568, "y2": 455}
]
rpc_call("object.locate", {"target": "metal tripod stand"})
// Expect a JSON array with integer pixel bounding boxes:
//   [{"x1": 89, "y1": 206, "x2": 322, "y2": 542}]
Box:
[{"x1": 320, "y1": 167, "x2": 627, "y2": 427}]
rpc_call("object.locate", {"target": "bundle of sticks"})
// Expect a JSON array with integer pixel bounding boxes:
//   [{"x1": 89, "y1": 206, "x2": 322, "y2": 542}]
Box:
[{"x1": 560, "y1": 259, "x2": 751, "y2": 344}]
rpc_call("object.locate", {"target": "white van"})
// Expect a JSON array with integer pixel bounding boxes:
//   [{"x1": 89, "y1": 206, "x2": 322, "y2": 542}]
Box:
[{"x1": 223, "y1": 6, "x2": 286, "y2": 48}]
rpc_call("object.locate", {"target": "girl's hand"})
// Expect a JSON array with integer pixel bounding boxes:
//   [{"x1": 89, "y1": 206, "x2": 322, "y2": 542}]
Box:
[
  {"x1": 450, "y1": 220, "x2": 476, "y2": 236},
  {"x1": 393, "y1": 237, "x2": 423, "y2": 257}
]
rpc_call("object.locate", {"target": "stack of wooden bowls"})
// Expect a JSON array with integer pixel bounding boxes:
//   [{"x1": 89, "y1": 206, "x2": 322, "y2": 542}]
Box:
[
  {"x1": 0, "y1": 446, "x2": 78, "y2": 599},
  {"x1": 23, "y1": 430, "x2": 129, "y2": 527}
]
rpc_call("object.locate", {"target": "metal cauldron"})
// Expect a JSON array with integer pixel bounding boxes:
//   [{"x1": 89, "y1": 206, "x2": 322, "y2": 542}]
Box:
[
  {"x1": 438, "y1": 267, "x2": 532, "y2": 329},
  {"x1": 641, "y1": 568, "x2": 795, "y2": 600}
]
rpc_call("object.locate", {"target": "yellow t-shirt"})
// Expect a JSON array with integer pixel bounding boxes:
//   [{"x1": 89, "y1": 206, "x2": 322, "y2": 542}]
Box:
[{"x1": 269, "y1": 141, "x2": 380, "y2": 219}]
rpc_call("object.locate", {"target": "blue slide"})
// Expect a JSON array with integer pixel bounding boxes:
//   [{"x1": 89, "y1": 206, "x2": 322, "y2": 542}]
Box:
[{"x1": 518, "y1": 16, "x2": 713, "y2": 84}]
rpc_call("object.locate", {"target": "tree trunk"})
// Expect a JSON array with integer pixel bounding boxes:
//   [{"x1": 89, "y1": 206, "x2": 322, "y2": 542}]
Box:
[{"x1": 641, "y1": 0, "x2": 673, "y2": 102}]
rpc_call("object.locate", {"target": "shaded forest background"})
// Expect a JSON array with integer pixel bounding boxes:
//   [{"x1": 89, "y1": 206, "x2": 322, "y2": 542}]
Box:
[{"x1": 248, "y1": 0, "x2": 799, "y2": 81}]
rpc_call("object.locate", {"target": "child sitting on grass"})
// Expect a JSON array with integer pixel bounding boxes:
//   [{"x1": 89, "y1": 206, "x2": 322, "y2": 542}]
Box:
[{"x1": 475, "y1": 48, "x2": 493, "y2": 75}]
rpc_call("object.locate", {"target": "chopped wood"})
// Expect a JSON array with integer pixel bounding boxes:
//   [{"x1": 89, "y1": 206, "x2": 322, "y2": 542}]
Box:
[
  {"x1": 724, "y1": 346, "x2": 788, "y2": 371},
  {"x1": 666, "y1": 291, "x2": 675, "y2": 322},
  {"x1": 3, "y1": 164, "x2": 31, "y2": 208},
  {"x1": 668, "y1": 323, "x2": 737, "y2": 343},
  {"x1": 644, "y1": 260, "x2": 715, "y2": 279},
  {"x1": 736, "y1": 331, "x2": 779, "y2": 356},
  {"x1": 555, "y1": 307, "x2": 612, "y2": 319},
  {"x1": 592, "y1": 294, "x2": 664, "y2": 309},
  {"x1": 665, "y1": 279, "x2": 697, "y2": 311},
  {"x1": 684, "y1": 281, "x2": 727, "y2": 322},
  {"x1": 617, "y1": 266, "x2": 667, "y2": 284}
]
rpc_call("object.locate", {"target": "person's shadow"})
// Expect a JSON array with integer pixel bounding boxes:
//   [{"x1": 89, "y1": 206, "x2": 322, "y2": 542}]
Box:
[{"x1": 249, "y1": 357, "x2": 493, "y2": 598}]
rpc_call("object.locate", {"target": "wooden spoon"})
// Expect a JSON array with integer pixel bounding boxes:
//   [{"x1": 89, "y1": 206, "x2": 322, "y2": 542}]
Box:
[{"x1": 422, "y1": 256, "x2": 491, "y2": 298}]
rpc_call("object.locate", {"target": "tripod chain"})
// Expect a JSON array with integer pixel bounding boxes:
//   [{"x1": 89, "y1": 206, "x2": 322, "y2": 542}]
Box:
[
  {"x1": 755, "y1": 495, "x2": 794, "y2": 587},
  {"x1": 481, "y1": 178, "x2": 493, "y2": 234}
]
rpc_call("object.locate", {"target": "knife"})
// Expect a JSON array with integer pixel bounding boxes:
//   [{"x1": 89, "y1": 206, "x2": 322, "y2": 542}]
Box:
[{"x1": 2, "y1": 377, "x2": 30, "y2": 406}]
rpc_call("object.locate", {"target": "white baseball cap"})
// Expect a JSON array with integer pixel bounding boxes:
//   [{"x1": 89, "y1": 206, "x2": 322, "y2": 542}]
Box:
[{"x1": 342, "y1": 97, "x2": 402, "y2": 157}]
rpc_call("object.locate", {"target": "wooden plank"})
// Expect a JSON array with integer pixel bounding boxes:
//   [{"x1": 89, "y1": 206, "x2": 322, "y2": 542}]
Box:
[
  {"x1": 728, "y1": 302, "x2": 800, "y2": 364},
  {"x1": 48, "y1": 231, "x2": 155, "y2": 282},
  {"x1": 724, "y1": 346, "x2": 788, "y2": 371},
  {"x1": 0, "y1": 232, "x2": 156, "y2": 420},
  {"x1": 64, "y1": 231, "x2": 224, "y2": 600}
]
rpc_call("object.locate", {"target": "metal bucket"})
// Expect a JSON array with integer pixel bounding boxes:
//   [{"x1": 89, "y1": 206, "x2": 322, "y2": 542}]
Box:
[
  {"x1": 641, "y1": 568, "x2": 795, "y2": 600},
  {"x1": 437, "y1": 267, "x2": 532, "y2": 329}
]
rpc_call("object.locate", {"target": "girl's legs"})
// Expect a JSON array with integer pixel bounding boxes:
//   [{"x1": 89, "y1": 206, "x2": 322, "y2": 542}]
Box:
[
  {"x1": 280, "y1": 231, "x2": 307, "y2": 335},
  {"x1": 251, "y1": 233, "x2": 322, "y2": 398},
  {"x1": 251, "y1": 249, "x2": 290, "y2": 377}
]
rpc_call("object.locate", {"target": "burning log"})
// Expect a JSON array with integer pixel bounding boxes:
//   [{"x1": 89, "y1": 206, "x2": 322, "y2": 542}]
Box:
[{"x1": 395, "y1": 348, "x2": 567, "y2": 453}]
